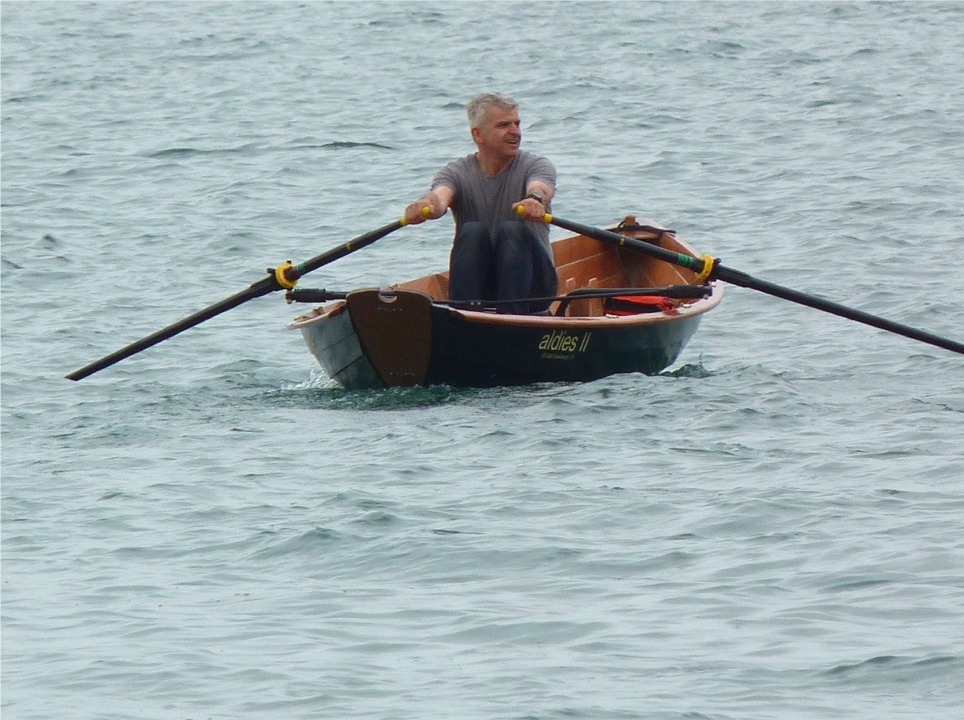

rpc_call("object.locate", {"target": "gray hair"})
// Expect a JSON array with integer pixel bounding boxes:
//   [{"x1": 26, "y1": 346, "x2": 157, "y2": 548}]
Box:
[{"x1": 466, "y1": 92, "x2": 518, "y2": 129}]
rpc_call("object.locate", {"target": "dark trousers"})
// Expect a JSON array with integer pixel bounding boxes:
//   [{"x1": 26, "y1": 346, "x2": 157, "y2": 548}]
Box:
[{"x1": 449, "y1": 221, "x2": 558, "y2": 314}]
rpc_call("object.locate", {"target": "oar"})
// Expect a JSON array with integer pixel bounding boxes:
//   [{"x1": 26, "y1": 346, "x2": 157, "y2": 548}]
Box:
[
  {"x1": 67, "y1": 218, "x2": 408, "y2": 381},
  {"x1": 542, "y1": 214, "x2": 964, "y2": 356},
  {"x1": 285, "y1": 284, "x2": 709, "y2": 306}
]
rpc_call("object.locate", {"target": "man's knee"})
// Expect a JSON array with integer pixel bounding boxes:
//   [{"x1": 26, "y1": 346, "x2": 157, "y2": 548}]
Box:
[
  {"x1": 454, "y1": 222, "x2": 492, "y2": 251},
  {"x1": 492, "y1": 221, "x2": 529, "y2": 249},
  {"x1": 451, "y1": 222, "x2": 493, "y2": 271}
]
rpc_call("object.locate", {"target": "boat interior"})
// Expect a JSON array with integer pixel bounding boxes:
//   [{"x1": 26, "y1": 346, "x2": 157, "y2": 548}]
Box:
[{"x1": 393, "y1": 216, "x2": 707, "y2": 318}]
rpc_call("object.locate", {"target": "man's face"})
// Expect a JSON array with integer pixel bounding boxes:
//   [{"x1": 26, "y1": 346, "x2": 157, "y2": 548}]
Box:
[{"x1": 473, "y1": 105, "x2": 522, "y2": 160}]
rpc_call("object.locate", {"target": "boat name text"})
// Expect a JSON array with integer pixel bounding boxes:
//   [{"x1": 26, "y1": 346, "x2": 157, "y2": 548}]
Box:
[{"x1": 539, "y1": 330, "x2": 592, "y2": 356}]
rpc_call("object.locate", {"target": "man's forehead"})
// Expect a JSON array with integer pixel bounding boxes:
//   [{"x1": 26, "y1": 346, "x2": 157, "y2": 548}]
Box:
[{"x1": 486, "y1": 106, "x2": 520, "y2": 123}]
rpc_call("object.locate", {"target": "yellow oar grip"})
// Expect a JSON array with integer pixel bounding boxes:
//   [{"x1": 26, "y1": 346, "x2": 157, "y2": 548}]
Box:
[
  {"x1": 275, "y1": 261, "x2": 298, "y2": 289},
  {"x1": 515, "y1": 205, "x2": 552, "y2": 223},
  {"x1": 401, "y1": 206, "x2": 432, "y2": 226}
]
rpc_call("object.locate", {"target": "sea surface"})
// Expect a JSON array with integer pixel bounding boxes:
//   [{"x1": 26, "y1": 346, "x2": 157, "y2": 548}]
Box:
[{"x1": 2, "y1": 2, "x2": 963, "y2": 719}]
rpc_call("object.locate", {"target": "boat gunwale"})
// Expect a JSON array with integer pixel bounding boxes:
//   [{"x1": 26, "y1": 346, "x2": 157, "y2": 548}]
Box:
[
  {"x1": 433, "y1": 285, "x2": 722, "y2": 328},
  {"x1": 289, "y1": 282, "x2": 722, "y2": 330}
]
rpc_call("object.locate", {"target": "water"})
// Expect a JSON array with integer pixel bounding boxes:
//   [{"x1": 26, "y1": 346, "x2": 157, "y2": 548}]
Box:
[{"x1": 3, "y1": 2, "x2": 963, "y2": 718}]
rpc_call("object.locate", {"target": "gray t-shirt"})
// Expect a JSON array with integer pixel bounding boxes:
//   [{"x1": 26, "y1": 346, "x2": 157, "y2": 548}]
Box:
[{"x1": 431, "y1": 150, "x2": 556, "y2": 255}]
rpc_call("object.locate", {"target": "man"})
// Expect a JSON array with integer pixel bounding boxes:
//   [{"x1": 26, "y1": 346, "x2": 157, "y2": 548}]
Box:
[{"x1": 404, "y1": 93, "x2": 558, "y2": 314}]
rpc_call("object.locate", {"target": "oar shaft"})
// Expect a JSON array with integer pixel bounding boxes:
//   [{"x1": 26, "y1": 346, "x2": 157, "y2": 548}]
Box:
[
  {"x1": 67, "y1": 218, "x2": 407, "y2": 381},
  {"x1": 291, "y1": 219, "x2": 405, "y2": 280},
  {"x1": 549, "y1": 215, "x2": 964, "y2": 357},
  {"x1": 715, "y1": 266, "x2": 964, "y2": 355},
  {"x1": 548, "y1": 215, "x2": 706, "y2": 273},
  {"x1": 66, "y1": 276, "x2": 279, "y2": 381}
]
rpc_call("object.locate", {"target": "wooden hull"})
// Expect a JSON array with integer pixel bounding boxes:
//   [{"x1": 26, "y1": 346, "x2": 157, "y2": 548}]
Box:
[{"x1": 290, "y1": 217, "x2": 723, "y2": 389}]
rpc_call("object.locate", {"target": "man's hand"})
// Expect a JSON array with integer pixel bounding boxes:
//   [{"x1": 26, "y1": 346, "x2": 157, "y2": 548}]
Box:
[
  {"x1": 404, "y1": 191, "x2": 449, "y2": 225},
  {"x1": 512, "y1": 181, "x2": 553, "y2": 222},
  {"x1": 512, "y1": 196, "x2": 549, "y2": 222}
]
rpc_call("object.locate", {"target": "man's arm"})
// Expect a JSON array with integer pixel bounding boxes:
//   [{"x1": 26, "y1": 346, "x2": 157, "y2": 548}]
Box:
[{"x1": 404, "y1": 185, "x2": 455, "y2": 225}]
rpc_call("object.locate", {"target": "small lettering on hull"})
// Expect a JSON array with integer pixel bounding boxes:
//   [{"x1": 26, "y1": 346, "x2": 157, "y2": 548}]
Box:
[{"x1": 539, "y1": 330, "x2": 592, "y2": 358}]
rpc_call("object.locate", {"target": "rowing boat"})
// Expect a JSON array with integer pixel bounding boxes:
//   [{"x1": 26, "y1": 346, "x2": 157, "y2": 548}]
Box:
[
  {"x1": 287, "y1": 215, "x2": 723, "y2": 389},
  {"x1": 290, "y1": 216, "x2": 723, "y2": 389}
]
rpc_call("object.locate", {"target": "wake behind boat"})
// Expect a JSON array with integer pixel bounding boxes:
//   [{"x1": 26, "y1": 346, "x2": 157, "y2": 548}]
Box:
[{"x1": 288, "y1": 216, "x2": 723, "y2": 389}]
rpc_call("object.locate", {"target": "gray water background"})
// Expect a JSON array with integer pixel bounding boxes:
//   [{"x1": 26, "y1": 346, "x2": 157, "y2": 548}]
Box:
[{"x1": 2, "y1": 2, "x2": 964, "y2": 718}]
